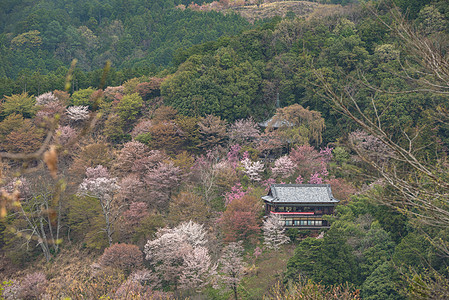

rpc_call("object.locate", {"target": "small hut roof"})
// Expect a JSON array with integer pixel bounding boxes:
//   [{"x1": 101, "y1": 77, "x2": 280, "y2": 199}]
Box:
[{"x1": 258, "y1": 116, "x2": 294, "y2": 128}]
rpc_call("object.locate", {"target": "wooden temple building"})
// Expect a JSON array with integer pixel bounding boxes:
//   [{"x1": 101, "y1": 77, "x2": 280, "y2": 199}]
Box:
[{"x1": 262, "y1": 184, "x2": 339, "y2": 228}]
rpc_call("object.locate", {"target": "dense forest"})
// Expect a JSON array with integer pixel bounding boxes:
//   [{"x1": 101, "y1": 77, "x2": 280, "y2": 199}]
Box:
[{"x1": 1, "y1": 0, "x2": 449, "y2": 299}]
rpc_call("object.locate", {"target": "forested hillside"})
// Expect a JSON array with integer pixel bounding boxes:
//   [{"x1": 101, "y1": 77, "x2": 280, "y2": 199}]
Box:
[
  {"x1": 0, "y1": 0, "x2": 250, "y2": 78},
  {"x1": 1, "y1": 0, "x2": 449, "y2": 299}
]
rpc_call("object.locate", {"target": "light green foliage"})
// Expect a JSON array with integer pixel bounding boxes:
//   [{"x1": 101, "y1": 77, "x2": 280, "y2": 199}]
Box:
[
  {"x1": 1, "y1": 93, "x2": 36, "y2": 119},
  {"x1": 123, "y1": 78, "x2": 143, "y2": 95},
  {"x1": 116, "y1": 93, "x2": 143, "y2": 122},
  {"x1": 0, "y1": 281, "x2": 12, "y2": 300},
  {"x1": 374, "y1": 44, "x2": 400, "y2": 63},
  {"x1": 333, "y1": 146, "x2": 350, "y2": 164},
  {"x1": 134, "y1": 132, "x2": 152, "y2": 146},
  {"x1": 70, "y1": 87, "x2": 96, "y2": 107},
  {"x1": 418, "y1": 5, "x2": 447, "y2": 34},
  {"x1": 11, "y1": 30, "x2": 42, "y2": 49}
]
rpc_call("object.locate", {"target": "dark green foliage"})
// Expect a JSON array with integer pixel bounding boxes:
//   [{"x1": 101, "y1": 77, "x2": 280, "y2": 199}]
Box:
[
  {"x1": 284, "y1": 237, "x2": 321, "y2": 282},
  {"x1": 394, "y1": 0, "x2": 432, "y2": 19},
  {"x1": 162, "y1": 50, "x2": 265, "y2": 121},
  {"x1": 393, "y1": 232, "x2": 432, "y2": 270},
  {"x1": 371, "y1": 203, "x2": 407, "y2": 243},
  {"x1": 0, "y1": 0, "x2": 250, "y2": 80},
  {"x1": 285, "y1": 229, "x2": 360, "y2": 286},
  {"x1": 67, "y1": 195, "x2": 108, "y2": 250},
  {"x1": 313, "y1": 229, "x2": 360, "y2": 286},
  {"x1": 103, "y1": 113, "x2": 128, "y2": 143},
  {"x1": 361, "y1": 261, "x2": 405, "y2": 300},
  {"x1": 358, "y1": 222, "x2": 396, "y2": 279}
]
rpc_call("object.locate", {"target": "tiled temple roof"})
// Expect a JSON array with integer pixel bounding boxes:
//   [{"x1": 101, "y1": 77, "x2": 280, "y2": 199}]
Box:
[{"x1": 262, "y1": 184, "x2": 339, "y2": 204}]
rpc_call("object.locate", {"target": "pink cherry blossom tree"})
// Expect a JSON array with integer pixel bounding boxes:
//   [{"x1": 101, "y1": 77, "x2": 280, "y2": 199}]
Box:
[
  {"x1": 227, "y1": 144, "x2": 241, "y2": 169},
  {"x1": 224, "y1": 183, "x2": 248, "y2": 206},
  {"x1": 271, "y1": 155, "x2": 296, "y2": 179},
  {"x1": 144, "y1": 161, "x2": 181, "y2": 210},
  {"x1": 118, "y1": 174, "x2": 147, "y2": 203},
  {"x1": 349, "y1": 130, "x2": 393, "y2": 165},
  {"x1": 289, "y1": 145, "x2": 323, "y2": 178},
  {"x1": 262, "y1": 178, "x2": 277, "y2": 191},
  {"x1": 55, "y1": 125, "x2": 76, "y2": 146},
  {"x1": 308, "y1": 172, "x2": 323, "y2": 184},
  {"x1": 228, "y1": 118, "x2": 260, "y2": 145},
  {"x1": 179, "y1": 246, "x2": 215, "y2": 290},
  {"x1": 115, "y1": 141, "x2": 150, "y2": 174}
]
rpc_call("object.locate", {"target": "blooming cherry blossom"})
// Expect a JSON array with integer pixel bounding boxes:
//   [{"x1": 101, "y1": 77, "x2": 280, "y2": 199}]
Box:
[
  {"x1": 263, "y1": 214, "x2": 290, "y2": 250},
  {"x1": 66, "y1": 105, "x2": 90, "y2": 121},
  {"x1": 271, "y1": 155, "x2": 296, "y2": 179},
  {"x1": 241, "y1": 158, "x2": 264, "y2": 181}
]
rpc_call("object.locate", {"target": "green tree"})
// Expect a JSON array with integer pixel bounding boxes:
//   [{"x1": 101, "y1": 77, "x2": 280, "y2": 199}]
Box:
[
  {"x1": 359, "y1": 222, "x2": 396, "y2": 279},
  {"x1": 70, "y1": 87, "x2": 96, "y2": 107},
  {"x1": 361, "y1": 261, "x2": 405, "y2": 300},
  {"x1": 10, "y1": 30, "x2": 42, "y2": 49},
  {"x1": 392, "y1": 232, "x2": 431, "y2": 271},
  {"x1": 1, "y1": 93, "x2": 36, "y2": 119},
  {"x1": 285, "y1": 229, "x2": 360, "y2": 286},
  {"x1": 267, "y1": 104, "x2": 326, "y2": 146},
  {"x1": 116, "y1": 92, "x2": 143, "y2": 122},
  {"x1": 285, "y1": 237, "x2": 322, "y2": 283},
  {"x1": 314, "y1": 229, "x2": 360, "y2": 286},
  {"x1": 67, "y1": 195, "x2": 108, "y2": 250},
  {"x1": 161, "y1": 50, "x2": 264, "y2": 121},
  {"x1": 43, "y1": 20, "x2": 64, "y2": 50},
  {"x1": 103, "y1": 113, "x2": 127, "y2": 143}
]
